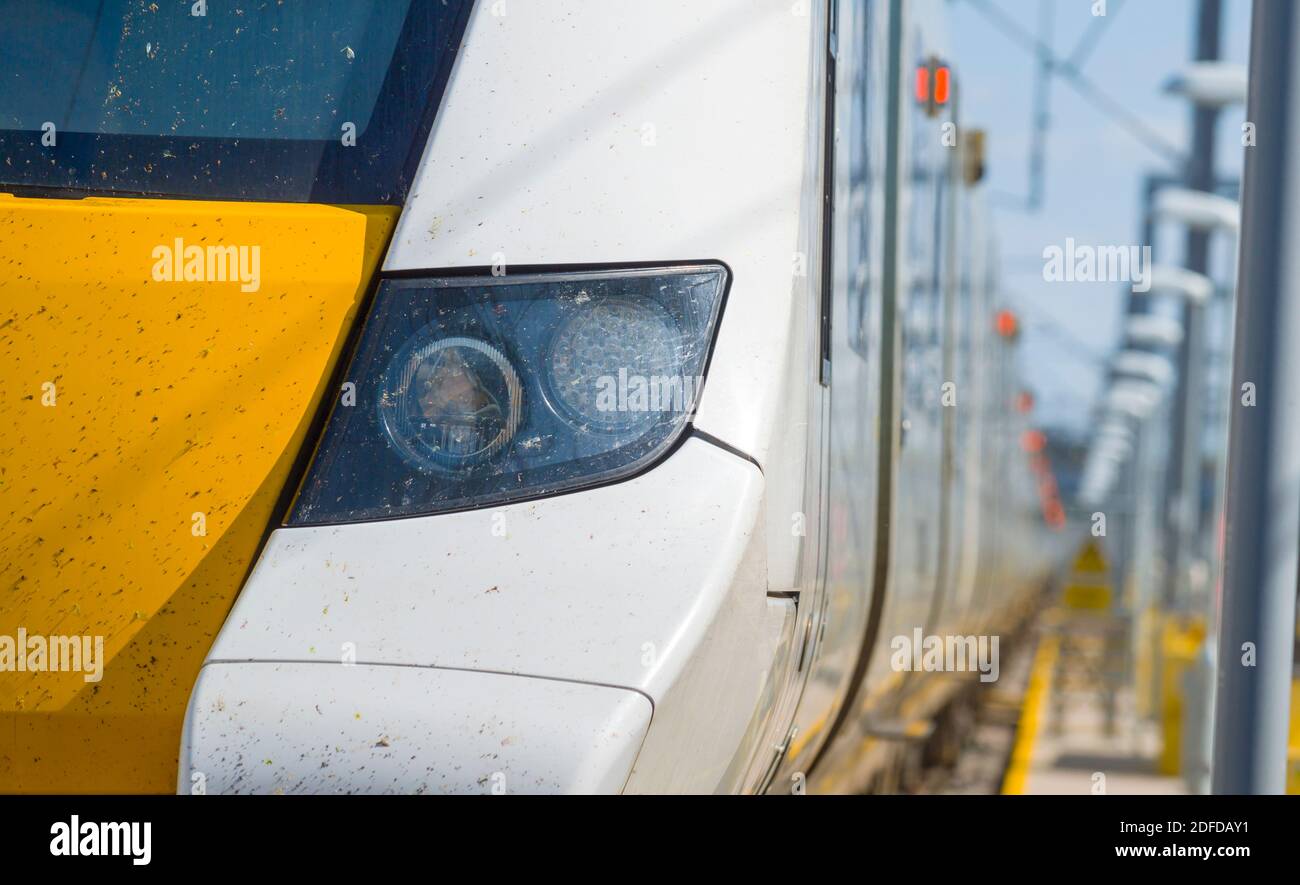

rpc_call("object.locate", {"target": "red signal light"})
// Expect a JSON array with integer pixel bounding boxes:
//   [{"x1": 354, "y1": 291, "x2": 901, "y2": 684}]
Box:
[
  {"x1": 995, "y1": 309, "x2": 1019, "y2": 339},
  {"x1": 916, "y1": 61, "x2": 953, "y2": 114},
  {"x1": 934, "y1": 66, "x2": 951, "y2": 105}
]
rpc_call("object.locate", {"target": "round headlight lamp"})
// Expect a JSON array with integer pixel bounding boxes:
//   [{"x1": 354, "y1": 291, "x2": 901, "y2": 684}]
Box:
[
  {"x1": 546, "y1": 297, "x2": 681, "y2": 434},
  {"x1": 379, "y1": 334, "x2": 523, "y2": 471}
]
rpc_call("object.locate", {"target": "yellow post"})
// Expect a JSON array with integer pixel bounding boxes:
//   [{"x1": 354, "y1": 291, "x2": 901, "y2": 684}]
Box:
[
  {"x1": 1158, "y1": 615, "x2": 1206, "y2": 776},
  {"x1": 1288, "y1": 681, "x2": 1300, "y2": 795}
]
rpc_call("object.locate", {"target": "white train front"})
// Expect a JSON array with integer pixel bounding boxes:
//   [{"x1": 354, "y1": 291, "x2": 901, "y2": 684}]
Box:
[{"x1": 0, "y1": 0, "x2": 1060, "y2": 795}]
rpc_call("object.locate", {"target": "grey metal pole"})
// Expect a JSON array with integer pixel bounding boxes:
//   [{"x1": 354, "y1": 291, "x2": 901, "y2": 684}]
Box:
[
  {"x1": 1212, "y1": 0, "x2": 1300, "y2": 795},
  {"x1": 1163, "y1": 0, "x2": 1223, "y2": 609},
  {"x1": 1026, "y1": 0, "x2": 1054, "y2": 211}
]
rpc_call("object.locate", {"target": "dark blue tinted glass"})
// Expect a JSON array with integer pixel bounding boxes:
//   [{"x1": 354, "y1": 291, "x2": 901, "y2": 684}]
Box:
[{"x1": 0, "y1": 0, "x2": 470, "y2": 202}]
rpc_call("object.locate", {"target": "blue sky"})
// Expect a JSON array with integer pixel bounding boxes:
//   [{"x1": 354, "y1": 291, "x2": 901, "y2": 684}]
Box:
[{"x1": 948, "y1": 0, "x2": 1252, "y2": 434}]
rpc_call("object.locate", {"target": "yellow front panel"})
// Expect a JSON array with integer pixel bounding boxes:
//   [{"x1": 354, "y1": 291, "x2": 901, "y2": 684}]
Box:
[{"x1": 0, "y1": 195, "x2": 397, "y2": 792}]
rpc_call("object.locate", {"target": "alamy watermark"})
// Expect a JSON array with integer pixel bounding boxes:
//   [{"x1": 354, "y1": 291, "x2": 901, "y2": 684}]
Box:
[
  {"x1": 0, "y1": 628, "x2": 104, "y2": 683},
  {"x1": 890, "y1": 628, "x2": 1000, "y2": 683},
  {"x1": 151, "y1": 238, "x2": 261, "y2": 292},
  {"x1": 594, "y1": 369, "x2": 703, "y2": 414},
  {"x1": 50, "y1": 815, "x2": 150, "y2": 865},
  {"x1": 1042, "y1": 238, "x2": 1152, "y2": 293}
]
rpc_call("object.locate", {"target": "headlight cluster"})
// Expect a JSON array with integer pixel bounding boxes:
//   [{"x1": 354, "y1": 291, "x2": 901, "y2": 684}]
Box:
[{"x1": 289, "y1": 264, "x2": 728, "y2": 525}]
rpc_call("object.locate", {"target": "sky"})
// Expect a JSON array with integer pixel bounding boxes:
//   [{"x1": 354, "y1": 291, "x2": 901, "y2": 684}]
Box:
[{"x1": 947, "y1": 0, "x2": 1252, "y2": 436}]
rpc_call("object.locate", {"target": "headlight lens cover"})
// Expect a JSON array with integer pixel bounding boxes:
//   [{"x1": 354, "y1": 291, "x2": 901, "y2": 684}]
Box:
[{"x1": 288, "y1": 264, "x2": 728, "y2": 525}]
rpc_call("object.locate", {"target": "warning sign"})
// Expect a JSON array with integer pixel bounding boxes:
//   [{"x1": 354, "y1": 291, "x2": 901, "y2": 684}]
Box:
[
  {"x1": 1064, "y1": 540, "x2": 1112, "y2": 610},
  {"x1": 1063, "y1": 583, "x2": 1112, "y2": 610},
  {"x1": 1073, "y1": 540, "x2": 1108, "y2": 575}
]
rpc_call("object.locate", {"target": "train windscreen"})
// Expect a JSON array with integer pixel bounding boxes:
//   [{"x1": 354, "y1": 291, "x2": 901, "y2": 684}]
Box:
[{"x1": 0, "y1": 0, "x2": 471, "y2": 203}]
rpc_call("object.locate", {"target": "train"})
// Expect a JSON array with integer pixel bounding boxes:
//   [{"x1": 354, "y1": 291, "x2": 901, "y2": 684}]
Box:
[{"x1": 0, "y1": 0, "x2": 1062, "y2": 794}]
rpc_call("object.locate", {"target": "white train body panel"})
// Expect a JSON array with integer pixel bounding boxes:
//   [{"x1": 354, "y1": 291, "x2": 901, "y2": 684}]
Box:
[
  {"x1": 181, "y1": 438, "x2": 784, "y2": 792},
  {"x1": 182, "y1": 663, "x2": 651, "y2": 794}
]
